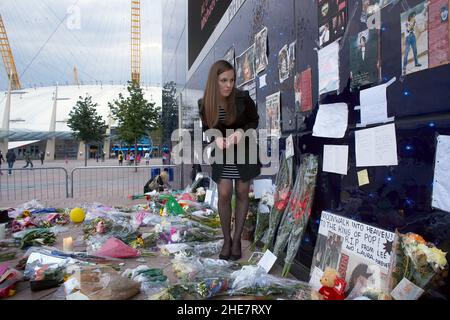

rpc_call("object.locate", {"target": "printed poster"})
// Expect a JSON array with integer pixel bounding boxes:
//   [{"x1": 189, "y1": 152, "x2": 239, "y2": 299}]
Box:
[
  {"x1": 295, "y1": 68, "x2": 313, "y2": 113},
  {"x1": 223, "y1": 46, "x2": 235, "y2": 68},
  {"x1": 278, "y1": 44, "x2": 289, "y2": 83},
  {"x1": 429, "y1": 0, "x2": 450, "y2": 68},
  {"x1": 236, "y1": 45, "x2": 256, "y2": 87},
  {"x1": 255, "y1": 27, "x2": 269, "y2": 74},
  {"x1": 265, "y1": 92, "x2": 281, "y2": 137},
  {"x1": 401, "y1": 1, "x2": 429, "y2": 75},
  {"x1": 310, "y1": 211, "x2": 395, "y2": 299},
  {"x1": 350, "y1": 29, "x2": 381, "y2": 89},
  {"x1": 288, "y1": 41, "x2": 296, "y2": 73},
  {"x1": 318, "y1": 0, "x2": 348, "y2": 48}
]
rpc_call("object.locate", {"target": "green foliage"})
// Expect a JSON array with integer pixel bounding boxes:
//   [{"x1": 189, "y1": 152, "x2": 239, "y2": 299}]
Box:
[
  {"x1": 109, "y1": 81, "x2": 161, "y2": 146},
  {"x1": 67, "y1": 95, "x2": 108, "y2": 144},
  {"x1": 161, "y1": 81, "x2": 178, "y2": 147}
]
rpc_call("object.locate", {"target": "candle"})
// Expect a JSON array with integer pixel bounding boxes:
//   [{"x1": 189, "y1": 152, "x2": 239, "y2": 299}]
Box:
[{"x1": 63, "y1": 237, "x2": 74, "y2": 252}]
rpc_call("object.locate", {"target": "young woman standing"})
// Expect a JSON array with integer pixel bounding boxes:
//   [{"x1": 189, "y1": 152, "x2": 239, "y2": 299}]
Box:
[{"x1": 198, "y1": 60, "x2": 261, "y2": 260}]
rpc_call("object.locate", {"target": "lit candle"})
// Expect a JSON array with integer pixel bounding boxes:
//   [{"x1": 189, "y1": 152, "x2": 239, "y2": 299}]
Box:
[{"x1": 63, "y1": 237, "x2": 74, "y2": 252}]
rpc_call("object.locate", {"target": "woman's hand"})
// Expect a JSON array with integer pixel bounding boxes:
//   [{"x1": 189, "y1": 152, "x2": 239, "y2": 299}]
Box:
[
  {"x1": 227, "y1": 131, "x2": 243, "y2": 145},
  {"x1": 216, "y1": 137, "x2": 228, "y2": 150}
]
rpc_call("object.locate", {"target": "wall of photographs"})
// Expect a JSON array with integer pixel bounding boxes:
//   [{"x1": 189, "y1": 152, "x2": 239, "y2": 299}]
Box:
[{"x1": 181, "y1": 0, "x2": 450, "y2": 297}]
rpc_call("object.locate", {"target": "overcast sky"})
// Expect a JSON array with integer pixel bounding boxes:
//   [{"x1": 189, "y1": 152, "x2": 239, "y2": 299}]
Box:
[{"x1": 0, "y1": 0, "x2": 162, "y2": 91}]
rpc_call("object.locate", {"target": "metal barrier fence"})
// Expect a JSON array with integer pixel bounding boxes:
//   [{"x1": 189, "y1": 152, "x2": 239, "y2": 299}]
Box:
[
  {"x1": 70, "y1": 165, "x2": 179, "y2": 200},
  {"x1": 0, "y1": 165, "x2": 179, "y2": 205},
  {"x1": 0, "y1": 167, "x2": 69, "y2": 204}
]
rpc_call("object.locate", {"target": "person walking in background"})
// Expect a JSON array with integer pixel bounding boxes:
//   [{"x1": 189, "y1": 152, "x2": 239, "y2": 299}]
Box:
[
  {"x1": 39, "y1": 151, "x2": 45, "y2": 165},
  {"x1": 6, "y1": 149, "x2": 16, "y2": 175},
  {"x1": 129, "y1": 152, "x2": 135, "y2": 165},
  {"x1": 0, "y1": 151, "x2": 4, "y2": 175},
  {"x1": 118, "y1": 151, "x2": 124, "y2": 166},
  {"x1": 23, "y1": 151, "x2": 34, "y2": 168}
]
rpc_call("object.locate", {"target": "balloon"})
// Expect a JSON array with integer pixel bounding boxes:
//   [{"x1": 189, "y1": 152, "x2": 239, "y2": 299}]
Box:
[{"x1": 70, "y1": 207, "x2": 85, "y2": 223}]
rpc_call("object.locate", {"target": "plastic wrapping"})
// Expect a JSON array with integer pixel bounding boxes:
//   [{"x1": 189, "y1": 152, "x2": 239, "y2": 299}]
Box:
[
  {"x1": 172, "y1": 254, "x2": 241, "y2": 282},
  {"x1": 121, "y1": 265, "x2": 169, "y2": 296},
  {"x1": 64, "y1": 266, "x2": 140, "y2": 300},
  {"x1": 263, "y1": 152, "x2": 294, "y2": 251},
  {"x1": 8, "y1": 200, "x2": 45, "y2": 219},
  {"x1": 230, "y1": 265, "x2": 313, "y2": 299},
  {"x1": 92, "y1": 238, "x2": 140, "y2": 259},
  {"x1": 160, "y1": 240, "x2": 223, "y2": 257}
]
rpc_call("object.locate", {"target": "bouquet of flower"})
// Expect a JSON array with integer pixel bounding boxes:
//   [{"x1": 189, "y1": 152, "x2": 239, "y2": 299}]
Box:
[
  {"x1": 272, "y1": 154, "x2": 318, "y2": 277},
  {"x1": 250, "y1": 190, "x2": 274, "y2": 250},
  {"x1": 229, "y1": 265, "x2": 313, "y2": 299},
  {"x1": 263, "y1": 152, "x2": 294, "y2": 251},
  {"x1": 83, "y1": 218, "x2": 113, "y2": 239},
  {"x1": 389, "y1": 232, "x2": 448, "y2": 298},
  {"x1": 187, "y1": 209, "x2": 221, "y2": 229},
  {"x1": 196, "y1": 187, "x2": 206, "y2": 203},
  {"x1": 19, "y1": 229, "x2": 56, "y2": 249}
]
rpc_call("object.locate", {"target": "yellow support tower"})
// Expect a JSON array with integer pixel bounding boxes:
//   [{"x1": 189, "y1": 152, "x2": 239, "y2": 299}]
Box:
[
  {"x1": 0, "y1": 15, "x2": 21, "y2": 90},
  {"x1": 131, "y1": 0, "x2": 141, "y2": 85}
]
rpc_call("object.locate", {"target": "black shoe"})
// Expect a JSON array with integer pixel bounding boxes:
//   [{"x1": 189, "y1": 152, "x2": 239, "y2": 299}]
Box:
[
  {"x1": 415, "y1": 63, "x2": 422, "y2": 67},
  {"x1": 229, "y1": 254, "x2": 242, "y2": 261},
  {"x1": 219, "y1": 253, "x2": 230, "y2": 260}
]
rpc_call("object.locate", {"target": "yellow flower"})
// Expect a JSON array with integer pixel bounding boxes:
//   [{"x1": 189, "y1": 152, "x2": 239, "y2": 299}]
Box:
[{"x1": 429, "y1": 247, "x2": 447, "y2": 268}]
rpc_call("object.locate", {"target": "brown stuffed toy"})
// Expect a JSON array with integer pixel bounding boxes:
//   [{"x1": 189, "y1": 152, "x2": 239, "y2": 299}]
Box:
[{"x1": 318, "y1": 267, "x2": 347, "y2": 300}]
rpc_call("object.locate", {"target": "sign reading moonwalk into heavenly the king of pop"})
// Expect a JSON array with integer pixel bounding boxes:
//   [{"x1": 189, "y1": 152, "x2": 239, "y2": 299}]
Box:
[{"x1": 310, "y1": 211, "x2": 395, "y2": 298}]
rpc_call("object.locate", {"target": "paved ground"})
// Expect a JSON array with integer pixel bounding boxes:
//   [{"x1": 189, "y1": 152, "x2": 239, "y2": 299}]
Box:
[{"x1": 0, "y1": 158, "x2": 179, "y2": 208}]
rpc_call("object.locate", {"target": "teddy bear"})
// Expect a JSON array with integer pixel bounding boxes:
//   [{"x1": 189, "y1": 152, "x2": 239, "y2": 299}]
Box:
[{"x1": 318, "y1": 267, "x2": 347, "y2": 300}]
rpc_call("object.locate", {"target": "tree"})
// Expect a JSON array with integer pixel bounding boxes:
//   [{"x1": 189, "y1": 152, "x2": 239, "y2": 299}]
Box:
[
  {"x1": 67, "y1": 95, "x2": 107, "y2": 167},
  {"x1": 109, "y1": 81, "x2": 161, "y2": 166},
  {"x1": 161, "y1": 81, "x2": 178, "y2": 148}
]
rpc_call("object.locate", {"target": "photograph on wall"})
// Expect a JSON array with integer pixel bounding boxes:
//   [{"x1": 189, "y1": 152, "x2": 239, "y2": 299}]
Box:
[
  {"x1": 429, "y1": 0, "x2": 450, "y2": 68},
  {"x1": 401, "y1": 1, "x2": 429, "y2": 76},
  {"x1": 223, "y1": 46, "x2": 235, "y2": 68},
  {"x1": 310, "y1": 211, "x2": 396, "y2": 298},
  {"x1": 318, "y1": 0, "x2": 348, "y2": 48},
  {"x1": 265, "y1": 92, "x2": 281, "y2": 137},
  {"x1": 288, "y1": 41, "x2": 296, "y2": 73},
  {"x1": 255, "y1": 27, "x2": 269, "y2": 74},
  {"x1": 236, "y1": 45, "x2": 256, "y2": 87},
  {"x1": 318, "y1": 40, "x2": 340, "y2": 95},
  {"x1": 295, "y1": 68, "x2": 313, "y2": 113},
  {"x1": 361, "y1": 0, "x2": 396, "y2": 24},
  {"x1": 278, "y1": 44, "x2": 289, "y2": 83},
  {"x1": 350, "y1": 29, "x2": 381, "y2": 89}
]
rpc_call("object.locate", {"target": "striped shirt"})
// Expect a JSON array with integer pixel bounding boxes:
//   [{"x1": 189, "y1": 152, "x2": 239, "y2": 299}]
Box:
[{"x1": 219, "y1": 107, "x2": 240, "y2": 179}]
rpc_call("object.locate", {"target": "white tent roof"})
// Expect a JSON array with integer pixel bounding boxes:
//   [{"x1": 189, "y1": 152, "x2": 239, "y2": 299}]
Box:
[{"x1": 0, "y1": 85, "x2": 162, "y2": 136}]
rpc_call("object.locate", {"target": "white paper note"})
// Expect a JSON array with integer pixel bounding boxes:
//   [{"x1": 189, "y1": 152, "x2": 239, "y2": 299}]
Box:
[
  {"x1": 258, "y1": 249, "x2": 278, "y2": 273},
  {"x1": 432, "y1": 135, "x2": 450, "y2": 213},
  {"x1": 253, "y1": 179, "x2": 273, "y2": 199},
  {"x1": 323, "y1": 145, "x2": 349, "y2": 175},
  {"x1": 356, "y1": 78, "x2": 396, "y2": 127},
  {"x1": 313, "y1": 103, "x2": 348, "y2": 138},
  {"x1": 391, "y1": 278, "x2": 425, "y2": 300},
  {"x1": 259, "y1": 74, "x2": 267, "y2": 88},
  {"x1": 286, "y1": 134, "x2": 294, "y2": 159},
  {"x1": 355, "y1": 123, "x2": 398, "y2": 167},
  {"x1": 309, "y1": 266, "x2": 324, "y2": 290},
  {"x1": 318, "y1": 40, "x2": 340, "y2": 95}
]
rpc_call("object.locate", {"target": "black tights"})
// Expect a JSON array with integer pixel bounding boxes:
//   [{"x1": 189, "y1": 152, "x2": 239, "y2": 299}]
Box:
[{"x1": 217, "y1": 178, "x2": 251, "y2": 256}]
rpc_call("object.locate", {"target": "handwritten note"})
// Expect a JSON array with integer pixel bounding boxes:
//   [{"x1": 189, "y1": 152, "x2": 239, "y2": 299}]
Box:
[
  {"x1": 258, "y1": 249, "x2": 278, "y2": 273},
  {"x1": 323, "y1": 145, "x2": 349, "y2": 175},
  {"x1": 432, "y1": 135, "x2": 450, "y2": 213},
  {"x1": 355, "y1": 123, "x2": 398, "y2": 167},
  {"x1": 356, "y1": 78, "x2": 396, "y2": 127},
  {"x1": 313, "y1": 103, "x2": 348, "y2": 138},
  {"x1": 357, "y1": 169, "x2": 370, "y2": 186}
]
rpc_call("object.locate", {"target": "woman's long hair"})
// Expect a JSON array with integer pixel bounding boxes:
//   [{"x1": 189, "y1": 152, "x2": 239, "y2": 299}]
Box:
[{"x1": 202, "y1": 60, "x2": 237, "y2": 128}]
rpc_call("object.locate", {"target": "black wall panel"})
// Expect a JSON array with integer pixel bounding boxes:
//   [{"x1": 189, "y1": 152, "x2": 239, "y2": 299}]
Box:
[{"x1": 185, "y1": 0, "x2": 450, "y2": 298}]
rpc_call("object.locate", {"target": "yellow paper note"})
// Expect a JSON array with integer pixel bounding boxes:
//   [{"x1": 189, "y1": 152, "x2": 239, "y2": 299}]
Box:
[{"x1": 357, "y1": 170, "x2": 370, "y2": 186}]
